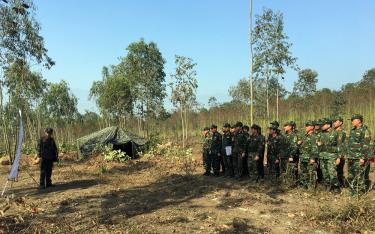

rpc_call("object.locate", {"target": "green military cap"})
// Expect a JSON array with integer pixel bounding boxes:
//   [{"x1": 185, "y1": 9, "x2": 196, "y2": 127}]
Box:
[
  {"x1": 243, "y1": 125, "x2": 250, "y2": 131},
  {"x1": 270, "y1": 121, "x2": 280, "y2": 128},
  {"x1": 305, "y1": 120, "x2": 314, "y2": 126},
  {"x1": 350, "y1": 114, "x2": 363, "y2": 122},
  {"x1": 234, "y1": 121, "x2": 243, "y2": 128},
  {"x1": 284, "y1": 121, "x2": 296, "y2": 127},
  {"x1": 322, "y1": 118, "x2": 332, "y2": 125},
  {"x1": 332, "y1": 116, "x2": 344, "y2": 122},
  {"x1": 211, "y1": 124, "x2": 218, "y2": 129},
  {"x1": 315, "y1": 119, "x2": 323, "y2": 126},
  {"x1": 203, "y1": 127, "x2": 210, "y2": 131},
  {"x1": 223, "y1": 123, "x2": 231, "y2": 128}
]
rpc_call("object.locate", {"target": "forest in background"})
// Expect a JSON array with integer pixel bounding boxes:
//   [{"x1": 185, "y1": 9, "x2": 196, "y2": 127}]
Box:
[{"x1": 1, "y1": 0, "x2": 374, "y2": 162}]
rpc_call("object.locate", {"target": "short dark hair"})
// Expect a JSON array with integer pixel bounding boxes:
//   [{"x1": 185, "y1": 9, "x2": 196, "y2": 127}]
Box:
[{"x1": 45, "y1": 128, "x2": 53, "y2": 134}]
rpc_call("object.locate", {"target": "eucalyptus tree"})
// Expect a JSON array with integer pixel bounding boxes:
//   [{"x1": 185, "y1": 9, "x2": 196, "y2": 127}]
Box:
[
  {"x1": 170, "y1": 55, "x2": 198, "y2": 148},
  {"x1": 253, "y1": 8, "x2": 297, "y2": 121}
]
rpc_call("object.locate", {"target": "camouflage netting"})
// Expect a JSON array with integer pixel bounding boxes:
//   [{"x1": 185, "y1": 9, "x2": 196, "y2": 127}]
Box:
[{"x1": 77, "y1": 126, "x2": 147, "y2": 157}]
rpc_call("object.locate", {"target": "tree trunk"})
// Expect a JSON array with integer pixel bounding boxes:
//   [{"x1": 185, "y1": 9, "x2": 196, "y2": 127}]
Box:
[{"x1": 249, "y1": 0, "x2": 254, "y2": 125}]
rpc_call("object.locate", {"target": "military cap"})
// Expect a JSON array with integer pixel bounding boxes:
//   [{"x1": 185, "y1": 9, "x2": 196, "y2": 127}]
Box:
[
  {"x1": 210, "y1": 124, "x2": 218, "y2": 129},
  {"x1": 223, "y1": 123, "x2": 231, "y2": 128},
  {"x1": 315, "y1": 119, "x2": 323, "y2": 126},
  {"x1": 243, "y1": 125, "x2": 250, "y2": 131},
  {"x1": 234, "y1": 122, "x2": 243, "y2": 128},
  {"x1": 322, "y1": 118, "x2": 332, "y2": 125},
  {"x1": 332, "y1": 116, "x2": 344, "y2": 122},
  {"x1": 250, "y1": 124, "x2": 258, "y2": 129},
  {"x1": 305, "y1": 121, "x2": 314, "y2": 126},
  {"x1": 203, "y1": 127, "x2": 210, "y2": 131},
  {"x1": 270, "y1": 121, "x2": 280, "y2": 128},
  {"x1": 45, "y1": 128, "x2": 53, "y2": 134},
  {"x1": 350, "y1": 114, "x2": 363, "y2": 122},
  {"x1": 283, "y1": 121, "x2": 295, "y2": 126}
]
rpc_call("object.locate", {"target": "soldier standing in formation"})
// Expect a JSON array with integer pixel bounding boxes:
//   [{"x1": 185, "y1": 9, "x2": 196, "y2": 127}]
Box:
[
  {"x1": 210, "y1": 125, "x2": 222, "y2": 177},
  {"x1": 233, "y1": 122, "x2": 247, "y2": 180},
  {"x1": 202, "y1": 127, "x2": 212, "y2": 176},
  {"x1": 317, "y1": 118, "x2": 341, "y2": 192},
  {"x1": 347, "y1": 114, "x2": 373, "y2": 192},
  {"x1": 222, "y1": 123, "x2": 234, "y2": 178},
  {"x1": 299, "y1": 121, "x2": 319, "y2": 188},
  {"x1": 333, "y1": 116, "x2": 346, "y2": 187},
  {"x1": 248, "y1": 124, "x2": 265, "y2": 181},
  {"x1": 283, "y1": 121, "x2": 300, "y2": 179},
  {"x1": 267, "y1": 121, "x2": 283, "y2": 179}
]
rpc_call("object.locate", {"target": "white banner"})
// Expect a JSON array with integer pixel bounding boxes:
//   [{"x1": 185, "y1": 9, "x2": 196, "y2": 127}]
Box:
[
  {"x1": 8, "y1": 110, "x2": 24, "y2": 181},
  {"x1": 225, "y1": 146, "x2": 232, "y2": 156}
]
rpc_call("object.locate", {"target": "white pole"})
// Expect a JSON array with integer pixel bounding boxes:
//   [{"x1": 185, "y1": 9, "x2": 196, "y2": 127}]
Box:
[{"x1": 249, "y1": 0, "x2": 254, "y2": 125}]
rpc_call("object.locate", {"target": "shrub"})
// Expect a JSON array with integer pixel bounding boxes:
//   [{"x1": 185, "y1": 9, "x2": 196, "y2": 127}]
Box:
[{"x1": 103, "y1": 145, "x2": 131, "y2": 163}]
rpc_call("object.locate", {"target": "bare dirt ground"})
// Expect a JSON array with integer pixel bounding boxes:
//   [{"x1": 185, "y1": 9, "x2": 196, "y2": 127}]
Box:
[{"x1": 0, "y1": 146, "x2": 374, "y2": 234}]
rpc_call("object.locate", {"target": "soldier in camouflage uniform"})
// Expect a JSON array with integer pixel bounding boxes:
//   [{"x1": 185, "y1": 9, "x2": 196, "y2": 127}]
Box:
[
  {"x1": 242, "y1": 125, "x2": 250, "y2": 176},
  {"x1": 333, "y1": 116, "x2": 347, "y2": 187},
  {"x1": 233, "y1": 122, "x2": 247, "y2": 180},
  {"x1": 202, "y1": 127, "x2": 212, "y2": 176},
  {"x1": 317, "y1": 118, "x2": 341, "y2": 192},
  {"x1": 222, "y1": 123, "x2": 234, "y2": 178},
  {"x1": 267, "y1": 121, "x2": 283, "y2": 179},
  {"x1": 314, "y1": 119, "x2": 324, "y2": 183},
  {"x1": 248, "y1": 124, "x2": 265, "y2": 181},
  {"x1": 282, "y1": 121, "x2": 300, "y2": 180},
  {"x1": 299, "y1": 121, "x2": 319, "y2": 188},
  {"x1": 210, "y1": 124, "x2": 222, "y2": 177},
  {"x1": 347, "y1": 114, "x2": 373, "y2": 192}
]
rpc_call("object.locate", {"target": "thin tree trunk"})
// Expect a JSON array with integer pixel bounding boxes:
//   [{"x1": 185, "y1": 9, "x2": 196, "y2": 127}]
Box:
[{"x1": 249, "y1": 0, "x2": 254, "y2": 125}]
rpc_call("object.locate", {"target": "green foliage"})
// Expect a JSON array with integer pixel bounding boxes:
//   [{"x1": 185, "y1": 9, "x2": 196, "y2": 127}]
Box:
[
  {"x1": 40, "y1": 80, "x2": 78, "y2": 124},
  {"x1": 103, "y1": 145, "x2": 131, "y2": 163},
  {"x1": 59, "y1": 142, "x2": 76, "y2": 154},
  {"x1": 293, "y1": 68, "x2": 318, "y2": 97},
  {"x1": 22, "y1": 143, "x2": 36, "y2": 155},
  {"x1": 89, "y1": 66, "x2": 133, "y2": 120},
  {"x1": 145, "y1": 132, "x2": 162, "y2": 151}
]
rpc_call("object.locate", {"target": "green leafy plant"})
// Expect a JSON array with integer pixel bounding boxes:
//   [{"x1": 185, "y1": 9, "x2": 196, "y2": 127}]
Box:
[{"x1": 103, "y1": 145, "x2": 131, "y2": 163}]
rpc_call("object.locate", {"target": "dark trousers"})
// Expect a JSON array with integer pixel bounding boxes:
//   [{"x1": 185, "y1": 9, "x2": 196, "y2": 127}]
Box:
[
  {"x1": 224, "y1": 154, "x2": 234, "y2": 177},
  {"x1": 256, "y1": 156, "x2": 264, "y2": 179},
  {"x1": 337, "y1": 158, "x2": 345, "y2": 187},
  {"x1": 220, "y1": 155, "x2": 225, "y2": 173},
  {"x1": 211, "y1": 153, "x2": 221, "y2": 176},
  {"x1": 233, "y1": 152, "x2": 244, "y2": 179},
  {"x1": 40, "y1": 158, "x2": 54, "y2": 187}
]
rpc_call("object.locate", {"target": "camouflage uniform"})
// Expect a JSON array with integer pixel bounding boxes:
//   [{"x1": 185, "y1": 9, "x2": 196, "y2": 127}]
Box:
[
  {"x1": 233, "y1": 127, "x2": 247, "y2": 179},
  {"x1": 202, "y1": 130, "x2": 212, "y2": 175},
  {"x1": 210, "y1": 131, "x2": 222, "y2": 176},
  {"x1": 267, "y1": 123, "x2": 283, "y2": 179},
  {"x1": 299, "y1": 121, "x2": 319, "y2": 188},
  {"x1": 247, "y1": 132, "x2": 265, "y2": 179},
  {"x1": 333, "y1": 116, "x2": 347, "y2": 187},
  {"x1": 318, "y1": 119, "x2": 340, "y2": 189},
  {"x1": 222, "y1": 130, "x2": 234, "y2": 177},
  {"x1": 242, "y1": 129, "x2": 251, "y2": 176},
  {"x1": 283, "y1": 122, "x2": 300, "y2": 179},
  {"x1": 314, "y1": 120, "x2": 324, "y2": 183},
  {"x1": 347, "y1": 114, "x2": 373, "y2": 192}
]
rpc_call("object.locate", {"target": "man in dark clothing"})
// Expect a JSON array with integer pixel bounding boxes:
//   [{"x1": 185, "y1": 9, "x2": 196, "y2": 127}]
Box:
[
  {"x1": 210, "y1": 124, "x2": 222, "y2": 176},
  {"x1": 233, "y1": 122, "x2": 247, "y2": 180},
  {"x1": 222, "y1": 123, "x2": 234, "y2": 177},
  {"x1": 38, "y1": 128, "x2": 58, "y2": 189},
  {"x1": 248, "y1": 124, "x2": 265, "y2": 181},
  {"x1": 242, "y1": 125, "x2": 250, "y2": 176}
]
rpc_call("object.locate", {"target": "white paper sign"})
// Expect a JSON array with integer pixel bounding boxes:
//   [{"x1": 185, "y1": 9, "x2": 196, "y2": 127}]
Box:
[
  {"x1": 8, "y1": 110, "x2": 24, "y2": 181},
  {"x1": 225, "y1": 146, "x2": 232, "y2": 156}
]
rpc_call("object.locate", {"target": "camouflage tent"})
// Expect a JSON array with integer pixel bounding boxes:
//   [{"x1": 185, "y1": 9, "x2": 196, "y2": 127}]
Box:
[{"x1": 77, "y1": 126, "x2": 147, "y2": 157}]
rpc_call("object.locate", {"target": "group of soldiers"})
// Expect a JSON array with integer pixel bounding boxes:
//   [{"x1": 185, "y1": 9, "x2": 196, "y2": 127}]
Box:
[{"x1": 202, "y1": 114, "x2": 374, "y2": 193}]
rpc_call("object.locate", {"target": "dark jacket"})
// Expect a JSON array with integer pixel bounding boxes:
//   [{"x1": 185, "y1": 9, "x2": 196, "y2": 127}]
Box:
[{"x1": 38, "y1": 137, "x2": 58, "y2": 161}]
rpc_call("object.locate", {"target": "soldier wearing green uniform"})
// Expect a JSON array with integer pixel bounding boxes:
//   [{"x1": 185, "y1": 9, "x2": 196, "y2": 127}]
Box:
[
  {"x1": 247, "y1": 124, "x2": 265, "y2": 181},
  {"x1": 317, "y1": 118, "x2": 341, "y2": 192},
  {"x1": 222, "y1": 123, "x2": 234, "y2": 178},
  {"x1": 210, "y1": 124, "x2": 222, "y2": 177},
  {"x1": 347, "y1": 114, "x2": 373, "y2": 192},
  {"x1": 314, "y1": 119, "x2": 324, "y2": 183},
  {"x1": 242, "y1": 125, "x2": 251, "y2": 176},
  {"x1": 233, "y1": 122, "x2": 247, "y2": 180},
  {"x1": 267, "y1": 121, "x2": 283, "y2": 179},
  {"x1": 333, "y1": 116, "x2": 347, "y2": 187},
  {"x1": 202, "y1": 127, "x2": 212, "y2": 176},
  {"x1": 283, "y1": 121, "x2": 300, "y2": 179},
  {"x1": 299, "y1": 121, "x2": 319, "y2": 188}
]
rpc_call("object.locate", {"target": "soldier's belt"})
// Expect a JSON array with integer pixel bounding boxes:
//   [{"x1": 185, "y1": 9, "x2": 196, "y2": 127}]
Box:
[{"x1": 320, "y1": 147, "x2": 338, "y2": 153}]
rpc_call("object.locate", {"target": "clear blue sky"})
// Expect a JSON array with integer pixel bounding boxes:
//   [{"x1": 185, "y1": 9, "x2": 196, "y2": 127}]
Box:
[{"x1": 34, "y1": 0, "x2": 375, "y2": 113}]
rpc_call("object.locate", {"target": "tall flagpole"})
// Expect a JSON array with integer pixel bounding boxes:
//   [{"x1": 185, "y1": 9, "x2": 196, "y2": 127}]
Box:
[{"x1": 249, "y1": 0, "x2": 254, "y2": 125}]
